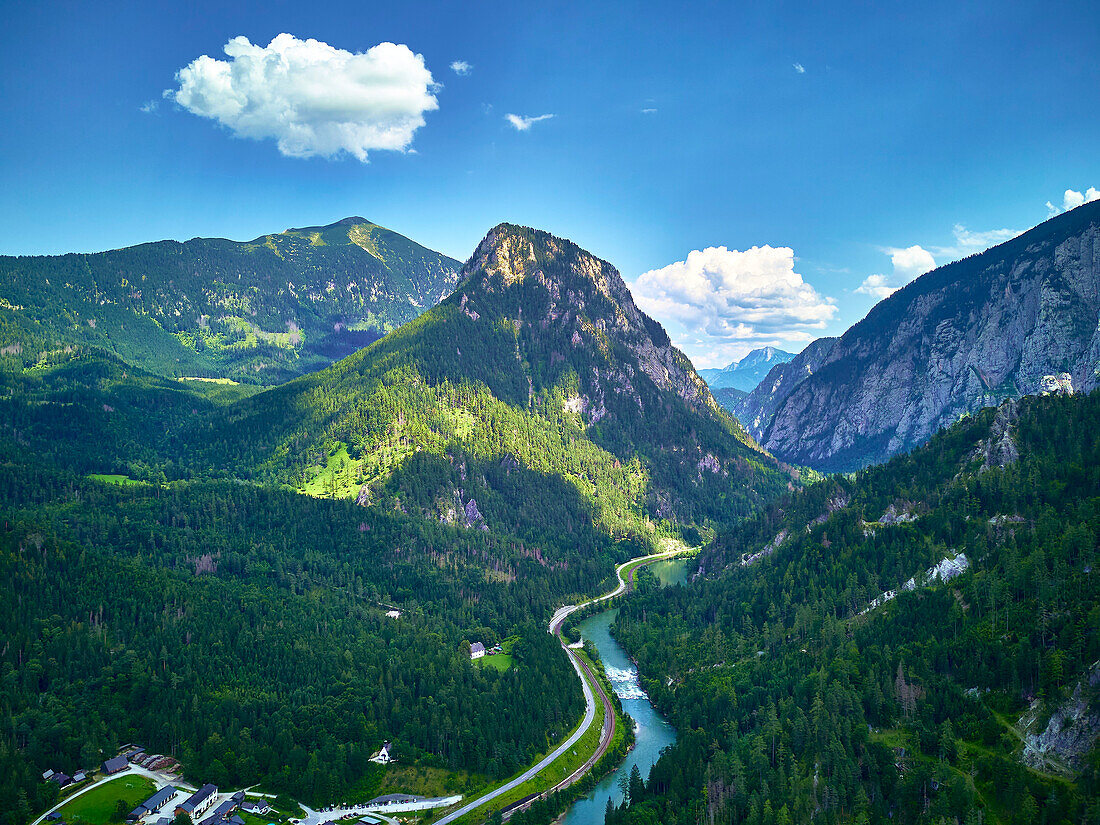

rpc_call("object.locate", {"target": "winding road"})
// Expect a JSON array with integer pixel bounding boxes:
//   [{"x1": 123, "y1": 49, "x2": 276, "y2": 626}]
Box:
[{"x1": 436, "y1": 546, "x2": 689, "y2": 825}]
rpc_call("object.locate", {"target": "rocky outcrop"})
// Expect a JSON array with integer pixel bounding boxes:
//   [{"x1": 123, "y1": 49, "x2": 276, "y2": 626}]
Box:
[
  {"x1": 972, "y1": 400, "x2": 1020, "y2": 470},
  {"x1": 738, "y1": 201, "x2": 1100, "y2": 471},
  {"x1": 1020, "y1": 662, "x2": 1100, "y2": 775}
]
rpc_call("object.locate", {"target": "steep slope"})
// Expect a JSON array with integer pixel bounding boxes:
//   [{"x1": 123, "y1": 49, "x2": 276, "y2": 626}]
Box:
[
  {"x1": 732, "y1": 336, "x2": 837, "y2": 437},
  {"x1": 699, "y1": 346, "x2": 794, "y2": 391},
  {"x1": 711, "y1": 386, "x2": 747, "y2": 413},
  {"x1": 0, "y1": 217, "x2": 461, "y2": 383},
  {"x1": 609, "y1": 390, "x2": 1100, "y2": 825},
  {"x1": 739, "y1": 200, "x2": 1100, "y2": 470},
  {"x1": 199, "y1": 223, "x2": 790, "y2": 537}
]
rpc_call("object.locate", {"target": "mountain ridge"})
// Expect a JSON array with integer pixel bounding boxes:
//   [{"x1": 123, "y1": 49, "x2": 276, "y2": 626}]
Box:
[
  {"x1": 0, "y1": 216, "x2": 462, "y2": 384},
  {"x1": 737, "y1": 200, "x2": 1100, "y2": 470},
  {"x1": 699, "y1": 346, "x2": 795, "y2": 392}
]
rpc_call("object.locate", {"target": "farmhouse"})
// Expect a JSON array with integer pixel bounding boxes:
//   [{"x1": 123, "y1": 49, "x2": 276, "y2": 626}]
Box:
[
  {"x1": 469, "y1": 642, "x2": 486, "y2": 659},
  {"x1": 176, "y1": 784, "x2": 217, "y2": 817},
  {"x1": 102, "y1": 755, "x2": 129, "y2": 775},
  {"x1": 240, "y1": 800, "x2": 270, "y2": 815},
  {"x1": 127, "y1": 786, "x2": 177, "y2": 822}
]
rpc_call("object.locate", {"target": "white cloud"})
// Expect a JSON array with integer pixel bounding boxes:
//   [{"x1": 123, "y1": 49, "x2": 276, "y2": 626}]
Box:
[
  {"x1": 641, "y1": 107, "x2": 657, "y2": 114},
  {"x1": 943, "y1": 224, "x2": 1019, "y2": 256},
  {"x1": 1064, "y1": 187, "x2": 1100, "y2": 211},
  {"x1": 505, "y1": 113, "x2": 554, "y2": 131},
  {"x1": 856, "y1": 245, "x2": 936, "y2": 299},
  {"x1": 167, "y1": 33, "x2": 439, "y2": 162},
  {"x1": 632, "y1": 245, "x2": 837, "y2": 349},
  {"x1": 140, "y1": 100, "x2": 158, "y2": 114},
  {"x1": 1046, "y1": 186, "x2": 1100, "y2": 215},
  {"x1": 793, "y1": 62, "x2": 806, "y2": 74},
  {"x1": 450, "y1": 60, "x2": 472, "y2": 76}
]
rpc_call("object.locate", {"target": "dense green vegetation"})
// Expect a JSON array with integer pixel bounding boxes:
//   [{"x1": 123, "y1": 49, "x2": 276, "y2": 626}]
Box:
[
  {"x1": 0, "y1": 464, "x2": 614, "y2": 821},
  {"x1": 183, "y1": 224, "x2": 790, "y2": 534},
  {"x1": 609, "y1": 392, "x2": 1100, "y2": 824},
  {"x1": 0, "y1": 217, "x2": 460, "y2": 384}
]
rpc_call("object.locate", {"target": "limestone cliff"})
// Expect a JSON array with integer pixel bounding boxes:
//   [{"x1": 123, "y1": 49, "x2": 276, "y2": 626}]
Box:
[{"x1": 739, "y1": 200, "x2": 1100, "y2": 471}]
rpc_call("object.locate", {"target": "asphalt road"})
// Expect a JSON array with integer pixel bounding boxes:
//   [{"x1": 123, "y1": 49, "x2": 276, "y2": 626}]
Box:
[{"x1": 436, "y1": 547, "x2": 688, "y2": 825}]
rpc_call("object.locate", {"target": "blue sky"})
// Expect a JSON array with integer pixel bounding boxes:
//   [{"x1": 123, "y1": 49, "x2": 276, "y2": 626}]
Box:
[{"x1": 1, "y1": 0, "x2": 1097, "y2": 367}]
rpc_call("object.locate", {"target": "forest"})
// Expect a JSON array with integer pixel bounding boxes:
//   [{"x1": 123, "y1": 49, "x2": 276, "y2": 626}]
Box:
[
  {"x1": 0, "y1": 463, "x2": 626, "y2": 821},
  {"x1": 0, "y1": 217, "x2": 461, "y2": 383},
  {"x1": 608, "y1": 392, "x2": 1100, "y2": 825}
]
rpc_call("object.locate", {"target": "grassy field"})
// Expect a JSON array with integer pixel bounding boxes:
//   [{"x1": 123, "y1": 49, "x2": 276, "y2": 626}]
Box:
[
  {"x1": 87, "y1": 473, "x2": 144, "y2": 486},
  {"x1": 474, "y1": 635, "x2": 518, "y2": 672},
  {"x1": 374, "y1": 765, "x2": 486, "y2": 799},
  {"x1": 57, "y1": 775, "x2": 157, "y2": 825}
]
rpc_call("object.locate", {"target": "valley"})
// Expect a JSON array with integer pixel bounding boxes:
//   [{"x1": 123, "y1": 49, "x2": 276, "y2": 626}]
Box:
[{"x1": 2, "y1": 210, "x2": 1099, "y2": 825}]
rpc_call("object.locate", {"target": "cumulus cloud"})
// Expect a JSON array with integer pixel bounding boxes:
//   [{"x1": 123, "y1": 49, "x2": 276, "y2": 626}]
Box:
[
  {"x1": 632, "y1": 245, "x2": 837, "y2": 349},
  {"x1": 793, "y1": 62, "x2": 806, "y2": 74},
  {"x1": 1063, "y1": 187, "x2": 1100, "y2": 211},
  {"x1": 505, "y1": 113, "x2": 554, "y2": 131},
  {"x1": 140, "y1": 100, "x2": 158, "y2": 114},
  {"x1": 450, "y1": 60, "x2": 472, "y2": 76},
  {"x1": 167, "y1": 33, "x2": 439, "y2": 161},
  {"x1": 856, "y1": 245, "x2": 937, "y2": 300}
]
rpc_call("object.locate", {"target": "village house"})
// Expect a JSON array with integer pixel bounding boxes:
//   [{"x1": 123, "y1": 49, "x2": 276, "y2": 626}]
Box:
[
  {"x1": 176, "y1": 784, "x2": 217, "y2": 818},
  {"x1": 127, "y1": 786, "x2": 176, "y2": 823},
  {"x1": 469, "y1": 641, "x2": 486, "y2": 659},
  {"x1": 239, "y1": 799, "x2": 271, "y2": 815},
  {"x1": 102, "y1": 755, "x2": 129, "y2": 775}
]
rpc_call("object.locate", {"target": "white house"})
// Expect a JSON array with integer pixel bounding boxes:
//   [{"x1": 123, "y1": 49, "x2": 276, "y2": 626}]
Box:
[
  {"x1": 370, "y1": 741, "x2": 395, "y2": 765},
  {"x1": 469, "y1": 642, "x2": 486, "y2": 660}
]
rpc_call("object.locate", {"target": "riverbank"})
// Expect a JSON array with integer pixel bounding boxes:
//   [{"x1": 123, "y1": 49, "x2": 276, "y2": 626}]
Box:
[{"x1": 435, "y1": 545, "x2": 694, "y2": 825}]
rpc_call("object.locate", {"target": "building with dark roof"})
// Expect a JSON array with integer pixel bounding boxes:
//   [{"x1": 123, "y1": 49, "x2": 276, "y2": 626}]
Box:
[
  {"x1": 102, "y1": 756, "x2": 129, "y2": 775},
  {"x1": 176, "y1": 784, "x2": 217, "y2": 817},
  {"x1": 50, "y1": 774, "x2": 72, "y2": 787},
  {"x1": 127, "y1": 786, "x2": 176, "y2": 822}
]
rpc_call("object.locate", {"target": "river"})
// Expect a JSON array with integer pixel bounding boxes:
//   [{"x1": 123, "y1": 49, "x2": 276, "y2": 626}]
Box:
[{"x1": 559, "y1": 557, "x2": 688, "y2": 825}]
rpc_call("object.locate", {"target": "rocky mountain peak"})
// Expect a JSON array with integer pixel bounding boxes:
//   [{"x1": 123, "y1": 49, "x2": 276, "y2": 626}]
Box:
[{"x1": 459, "y1": 224, "x2": 726, "y2": 422}]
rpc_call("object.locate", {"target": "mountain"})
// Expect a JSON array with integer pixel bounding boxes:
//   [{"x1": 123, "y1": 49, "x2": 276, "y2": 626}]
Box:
[
  {"x1": 0, "y1": 217, "x2": 461, "y2": 384},
  {"x1": 731, "y1": 336, "x2": 838, "y2": 435},
  {"x1": 734, "y1": 200, "x2": 1100, "y2": 471},
  {"x1": 609, "y1": 390, "x2": 1100, "y2": 825},
  {"x1": 0, "y1": 222, "x2": 795, "y2": 817},
  {"x1": 711, "y1": 385, "x2": 747, "y2": 413},
  {"x1": 192, "y1": 223, "x2": 791, "y2": 536},
  {"x1": 698, "y1": 346, "x2": 794, "y2": 391}
]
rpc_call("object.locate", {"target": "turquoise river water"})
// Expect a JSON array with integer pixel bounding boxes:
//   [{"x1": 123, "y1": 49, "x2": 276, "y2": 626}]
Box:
[{"x1": 559, "y1": 557, "x2": 689, "y2": 825}]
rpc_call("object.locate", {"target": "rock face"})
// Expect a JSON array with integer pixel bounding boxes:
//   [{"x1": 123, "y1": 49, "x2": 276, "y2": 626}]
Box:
[
  {"x1": 699, "y1": 346, "x2": 795, "y2": 392},
  {"x1": 1020, "y1": 661, "x2": 1100, "y2": 776},
  {"x1": 461, "y1": 224, "x2": 726, "y2": 423},
  {"x1": 737, "y1": 200, "x2": 1100, "y2": 471},
  {"x1": 732, "y1": 337, "x2": 838, "y2": 441}
]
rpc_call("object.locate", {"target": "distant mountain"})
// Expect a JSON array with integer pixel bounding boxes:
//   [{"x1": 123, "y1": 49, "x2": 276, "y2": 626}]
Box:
[
  {"x1": 0, "y1": 217, "x2": 461, "y2": 384},
  {"x1": 196, "y1": 223, "x2": 790, "y2": 535},
  {"x1": 731, "y1": 336, "x2": 837, "y2": 437},
  {"x1": 699, "y1": 346, "x2": 794, "y2": 391},
  {"x1": 735, "y1": 200, "x2": 1100, "y2": 471}
]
